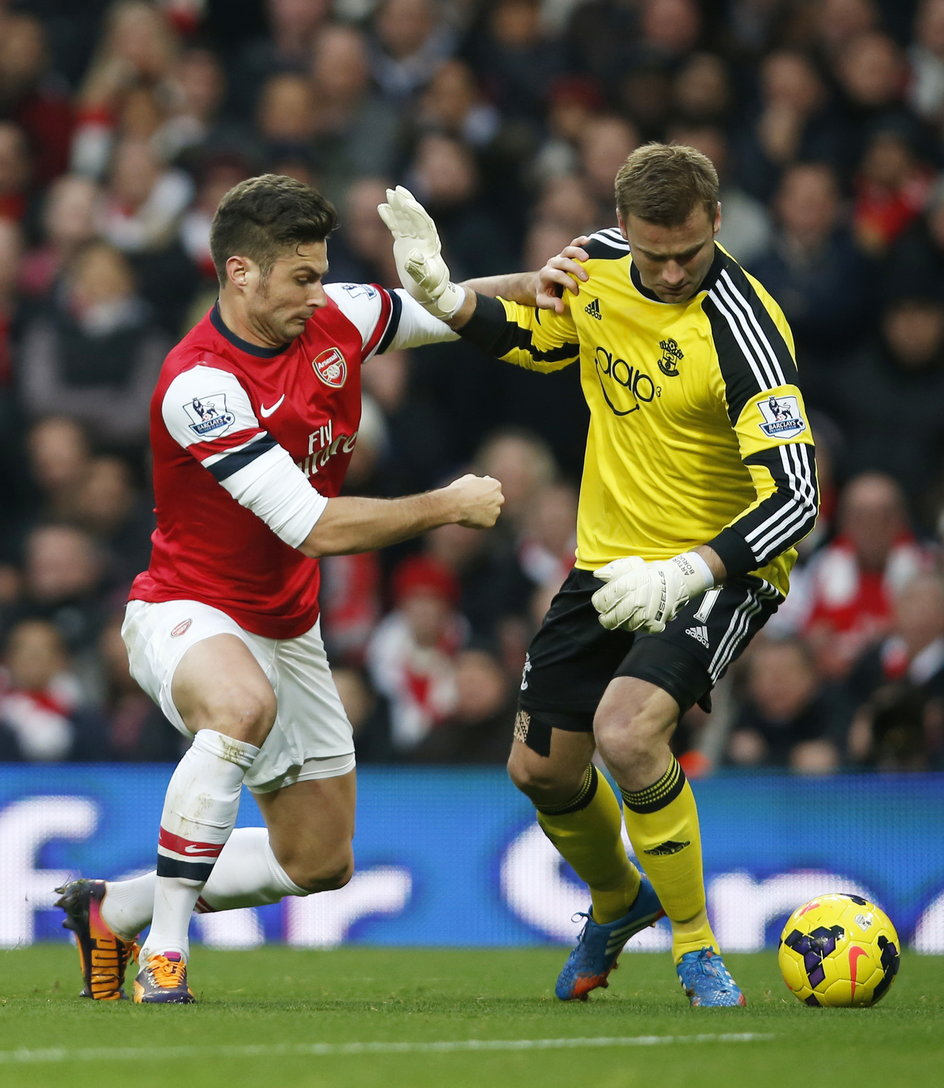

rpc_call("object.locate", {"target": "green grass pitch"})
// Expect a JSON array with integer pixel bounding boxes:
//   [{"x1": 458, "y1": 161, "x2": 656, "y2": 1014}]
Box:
[{"x1": 1, "y1": 945, "x2": 941, "y2": 1088}]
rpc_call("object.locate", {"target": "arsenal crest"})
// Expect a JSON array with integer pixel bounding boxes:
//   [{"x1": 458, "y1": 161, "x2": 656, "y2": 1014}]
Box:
[{"x1": 312, "y1": 347, "x2": 348, "y2": 388}]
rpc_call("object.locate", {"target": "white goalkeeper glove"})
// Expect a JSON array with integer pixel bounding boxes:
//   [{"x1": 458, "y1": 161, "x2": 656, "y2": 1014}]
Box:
[
  {"x1": 591, "y1": 552, "x2": 715, "y2": 633},
  {"x1": 377, "y1": 185, "x2": 465, "y2": 321}
]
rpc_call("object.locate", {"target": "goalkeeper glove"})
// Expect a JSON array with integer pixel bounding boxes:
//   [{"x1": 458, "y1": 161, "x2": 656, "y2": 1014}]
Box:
[
  {"x1": 591, "y1": 552, "x2": 714, "y2": 633},
  {"x1": 377, "y1": 185, "x2": 465, "y2": 321}
]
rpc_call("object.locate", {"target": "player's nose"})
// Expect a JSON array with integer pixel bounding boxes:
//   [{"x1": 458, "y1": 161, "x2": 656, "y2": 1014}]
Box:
[
  {"x1": 307, "y1": 283, "x2": 328, "y2": 308},
  {"x1": 662, "y1": 261, "x2": 686, "y2": 285}
]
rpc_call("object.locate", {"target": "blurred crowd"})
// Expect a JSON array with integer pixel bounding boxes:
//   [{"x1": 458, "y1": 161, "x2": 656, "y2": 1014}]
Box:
[{"x1": 2, "y1": 0, "x2": 944, "y2": 774}]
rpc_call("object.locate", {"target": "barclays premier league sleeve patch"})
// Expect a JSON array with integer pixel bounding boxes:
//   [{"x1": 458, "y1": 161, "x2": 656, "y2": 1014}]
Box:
[
  {"x1": 757, "y1": 394, "x2": 806, "y2": 439},
  {"x1": 182, "y1": 392, "x2": 236, "y2": 437}
]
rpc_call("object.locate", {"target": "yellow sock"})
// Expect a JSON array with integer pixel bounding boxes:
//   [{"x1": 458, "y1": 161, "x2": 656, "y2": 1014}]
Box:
[
  {"x1": 537, "y1": 764, "x2": 641, "y2": 923},
  {"x1": 621, "y1": 756, "x2": 717, "y2": 961}
]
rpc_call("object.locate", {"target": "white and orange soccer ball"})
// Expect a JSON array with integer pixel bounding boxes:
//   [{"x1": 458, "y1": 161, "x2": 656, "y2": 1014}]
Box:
[{"x1": 777, "y1": 893, "x2": 901, "y2": 1007}]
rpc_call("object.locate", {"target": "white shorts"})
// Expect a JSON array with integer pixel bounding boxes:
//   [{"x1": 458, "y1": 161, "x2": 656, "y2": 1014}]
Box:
[{"x1": 122, "y1": 599, "x2": 355, "y2": 793}]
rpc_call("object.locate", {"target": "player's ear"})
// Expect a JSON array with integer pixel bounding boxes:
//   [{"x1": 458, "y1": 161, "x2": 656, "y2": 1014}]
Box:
[
  {"x1": 712, "y1": 202, "x2": 721, "y2": 235},
  {"x1": 226, "y1": 255, "x2": 251, "y2": 288}
]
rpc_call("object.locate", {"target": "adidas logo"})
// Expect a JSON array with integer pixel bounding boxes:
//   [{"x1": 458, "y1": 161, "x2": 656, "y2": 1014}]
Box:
[
  {"x1": 685, "y1": 625, "x2": 709, "y2": 647},
  {"x1": 644, "y1": 839, "x2": 691, "y2": 856},
  {"x1": 585, "y1": 298, "x2": 602, "y2": 319}
]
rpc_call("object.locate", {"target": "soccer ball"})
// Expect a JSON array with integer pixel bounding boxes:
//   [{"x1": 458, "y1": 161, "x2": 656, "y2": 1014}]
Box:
[{"x1": 777, "y1": 893, "x2": 901, "y2": 1007}]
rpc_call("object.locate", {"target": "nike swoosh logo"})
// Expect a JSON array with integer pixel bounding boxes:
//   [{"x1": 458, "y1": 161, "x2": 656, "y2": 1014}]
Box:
[
  {"x1": 848, "y1": 945, "x2": 867, "y2": 1000},
  {"x1": 259, "y1": 395, "x2": 285, "y2": 418},
  {"x1": 182, "y1": 843, "x2": 221, "y2": 855}
]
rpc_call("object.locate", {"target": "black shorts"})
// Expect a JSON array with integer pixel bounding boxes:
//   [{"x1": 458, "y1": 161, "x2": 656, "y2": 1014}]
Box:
[{"x1": 517, "y1": 567, "x2": 782, "y2": 733}]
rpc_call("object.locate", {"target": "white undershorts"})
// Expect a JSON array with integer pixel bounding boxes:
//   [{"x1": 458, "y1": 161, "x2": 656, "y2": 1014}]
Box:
[{"x1": 121, "y1": 599, "x2": 355, "y2": 793}]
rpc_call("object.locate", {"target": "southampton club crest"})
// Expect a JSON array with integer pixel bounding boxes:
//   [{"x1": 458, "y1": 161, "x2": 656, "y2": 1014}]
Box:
[
  {"x1": 312, "y1": 347, "x2": 348, "y2": 388},
  {"x1": 758, "y1": 394, "x2": 806, "y2": 438},
  {"x1": 657, "y1": 338, "x2": 683, "y2": 376},
  {"x1": 183, "y1": 393, "x2": 236, "y2": 437}
]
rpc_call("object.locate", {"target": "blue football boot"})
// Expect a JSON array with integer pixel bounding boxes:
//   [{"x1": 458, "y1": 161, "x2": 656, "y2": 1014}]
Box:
[
  {"x1": 676, "y1": 947, "x2": 746, "y2": 1007},
  {"x1": 555, "y1": 878, "x2": 665, "y2": 1000}
]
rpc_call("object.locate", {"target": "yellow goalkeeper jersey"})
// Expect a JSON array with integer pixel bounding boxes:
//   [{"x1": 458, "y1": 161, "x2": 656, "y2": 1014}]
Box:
[{"x1": 460, "y1": 230, "x2": 818, "y2": 597}]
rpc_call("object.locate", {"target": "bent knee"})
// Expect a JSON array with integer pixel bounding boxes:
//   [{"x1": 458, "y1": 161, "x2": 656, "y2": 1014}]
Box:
[
  {"x1": 507, "y1": 745, "x2": 585, "y2": 807},
  {"x1": 287, "y1": 849, "x2": 355, "y2": 894},
  {"x1": 184, "y1": 685, "x2": 277, "y2": 746}
]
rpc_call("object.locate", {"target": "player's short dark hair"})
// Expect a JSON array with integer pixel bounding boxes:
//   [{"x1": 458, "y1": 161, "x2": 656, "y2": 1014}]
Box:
[
  {"x1": 614, "y1": 143, "x2": 719, "y2": 226},
  {"x1": 209, "y1": 174, "x2": 338, "y2": 285}
]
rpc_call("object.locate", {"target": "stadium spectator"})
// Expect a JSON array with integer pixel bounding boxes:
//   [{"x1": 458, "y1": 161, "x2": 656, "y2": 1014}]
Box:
[
  {"x1": 99, "y1": 136, "x2": 194, "y2": 258},
  {"x1": 851, "y1": 127, "x2": 935, "y2": 257},
  {"x1": 795, "y1": 472, "x2": 938, "y2": 681},
  {"x1": 365, "y1": 554, "x2": 467, "y2": 756},
  {"x1": 576, "y1": 113, "x2": 641, "y2": 225},
  {"x1": 359, "y1": 347, "x2": 454, "y2": 495},
  {"x1": 157, "y1": 44, "x2": 238, "y2": 172},
  {"x1": 21, "y1": 416, "x2": 95, "y2": 527},
  {"x1": 884, "y1": 174, "x2": 944, "y2": 300},
  {"x1": 226, "y1": 0, "x2": 330, "y2": 117},
  {"x1": 0, "y1": 617, "x2": 109, "y2": 762},
  {"x1": 725, "y1": 635, "x2": 850, "y2": 773},
  {"x1": 71, "y1": 454, "x2": 156, "y2": 589},
  {"x1": 670, "y1": 52, "x2": 734, "y2": 131},
  {"x1": 409, "y1": 644, "x2": 518, "y2": 764},
  {"x1": 0, "y1": 12, "x2": 75, "y2": 185},
  {"x1": 530, "y1": 73, "x2": 607, "y2": 187},
  {"x1": 907, "y1": 0, "x2": 944, "y2": 131},
  {"x1": 407, "y1": 57, "x2": 529, "y2": 233},
  {"x1": 251, "y1": 71, "x2": 320, "y2": 180},
  {"x1": 514, "y1": 481, "x2": 578, "y2": 594},
  {"x1": 367, "y1": 0, "x2": 458, "y2": 103},
  {"x1": 470, "y1": 428, "x2": 561, "y2": 545},
  {"x1": 0, "y1": 121, "x2": 34, "y2": 224},
  {"x1": 306, "y1": 22, "x2": 402, "y2": 202},
  {"x1": 829, "y1": 30, "x2": 927, "y2": 179},
  {"x1": 3, "y1": 521, "x2": 113, "y2": 702},
  {"x1": 16, "y1": 240, "x2": 170, "y2": 455},
  {"x1": 18, "y1": 174, "x2": 103, "y2": 301},
  {"x1": 829, "y1": 292, "x2": 944, "y2": 520},
  {"x1": 749, "y1": 160, "x2": 875, "y2": 412},
  {"x1": 177, "y1": 149, "x2": 258, "y2": 307},
  {"x1": 528, "y1": 173, "x2": 600, "y2": 255},
  {"x1": 845, "y1": 571, "x2": 944, "y2": 770},
  {"x1": 733, "y1": 49, "x2": 843, "y2": 203},
  {"x1": 69, "y1": 0, "x2": 181, "y2": 179},
  {"x1": 461, "y1": 0, "x2": 568, "y2": 125},
  {"x1": 324, "y1": 176, "x2": 403, "y2": 287}
]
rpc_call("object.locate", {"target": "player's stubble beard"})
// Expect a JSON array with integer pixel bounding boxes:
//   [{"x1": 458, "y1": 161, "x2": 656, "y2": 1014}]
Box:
[{"x1": 253, "y1": 272, "x2": 310, "y2": 346}]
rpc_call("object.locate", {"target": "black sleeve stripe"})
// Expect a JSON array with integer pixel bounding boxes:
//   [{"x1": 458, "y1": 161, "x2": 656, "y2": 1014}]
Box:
[
  {"x1": 375, "y1": 288, "x2": 402, "y2": 355},
  {"x1": 461, "y1": 295, "x2": 579, "y2": 363},
  {"x1": 739, "y1": 443, "x2": 818, "y2": 563},
  {"x1": 704, "y1": 260, "x2": 799, "y2": 422},
  {"x1": 207, "y1": 433, "x2": 280, "y2": 481}
]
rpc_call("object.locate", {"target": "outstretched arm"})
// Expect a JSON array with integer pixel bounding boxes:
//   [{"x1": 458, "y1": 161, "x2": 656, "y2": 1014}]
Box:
[
  {"x1": 300, "y1": 473, "x2": 504, "y2": 557},
  {"x1": 378, "y1": 186, "x2": 590, "y2": 322}
]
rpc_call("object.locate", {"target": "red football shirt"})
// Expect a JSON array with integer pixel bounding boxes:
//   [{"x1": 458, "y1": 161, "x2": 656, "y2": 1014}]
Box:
[{"x1": 130, "y1": 284, "x2": 400, "y2": 638}]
